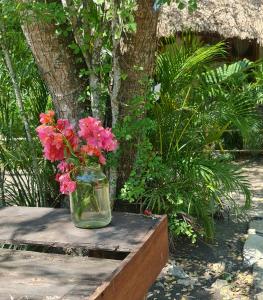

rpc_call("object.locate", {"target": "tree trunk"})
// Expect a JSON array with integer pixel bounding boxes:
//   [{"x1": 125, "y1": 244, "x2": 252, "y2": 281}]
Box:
[
  {"x1": 116, "y1": 0, "x2": 159, "y2": 191},
  {"x1": 20, "y1": 1, "x2": 88, "y2": 126}
]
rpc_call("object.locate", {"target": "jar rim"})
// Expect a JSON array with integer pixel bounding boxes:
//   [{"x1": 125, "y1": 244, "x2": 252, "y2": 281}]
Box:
[{"x1": 79, "y1": 163, "x2": 101, "y2": 172}]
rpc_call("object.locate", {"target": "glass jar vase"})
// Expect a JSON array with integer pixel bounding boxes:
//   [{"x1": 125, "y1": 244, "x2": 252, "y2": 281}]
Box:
[{"x1": 70, "y1": 165, "x2": 112, "y2": 228}]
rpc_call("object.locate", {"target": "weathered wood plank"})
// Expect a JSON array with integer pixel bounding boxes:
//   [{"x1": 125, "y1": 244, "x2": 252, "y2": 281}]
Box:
[
  {"x1": 0, "y1": 248, "x2": 120, "y2": 300},
  {"x1": 0, "y1": 207, "x2": 168, "y2": 300},
  {"x1": 0, "y1": 207, "x2": 160, "y2": 252},
  {"x1": 90, "y1": 216, "x2": 169, "y2": 300}
]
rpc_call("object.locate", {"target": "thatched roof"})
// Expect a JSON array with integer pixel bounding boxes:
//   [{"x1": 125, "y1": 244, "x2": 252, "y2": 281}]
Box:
[{"x1": 158, "y1": 0, "x2": 263, "y2": 45}]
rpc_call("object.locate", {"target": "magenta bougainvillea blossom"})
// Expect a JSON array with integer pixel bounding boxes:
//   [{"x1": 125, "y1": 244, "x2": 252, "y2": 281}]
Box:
[{"x1": 36, "y1": 111, "x2": 118, "y2": 195}]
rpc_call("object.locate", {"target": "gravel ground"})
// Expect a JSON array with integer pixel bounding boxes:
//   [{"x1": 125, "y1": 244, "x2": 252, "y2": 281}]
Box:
[{"x1": 148, "y1": 158, "x2": 263, "y2": 300}]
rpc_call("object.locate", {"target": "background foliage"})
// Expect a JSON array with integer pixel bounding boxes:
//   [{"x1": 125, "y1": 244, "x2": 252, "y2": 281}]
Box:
[
  {"x1": 121, "y1": 36, "x2": 262, "y2": 241},
  {"x1": 0, "y1": 15, "x2": 60, "y2": 207}
]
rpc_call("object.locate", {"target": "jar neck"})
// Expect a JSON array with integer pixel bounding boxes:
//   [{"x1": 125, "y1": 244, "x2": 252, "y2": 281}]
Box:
[
  {"x1": 75, "y1": 163, "x2": 107, "y2": 182},
  {"x1": 79, "y1": 164, "x2": 101, "y2": 173}
]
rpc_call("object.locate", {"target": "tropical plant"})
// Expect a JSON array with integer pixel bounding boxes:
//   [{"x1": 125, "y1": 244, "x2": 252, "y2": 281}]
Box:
[
  {"x1": 121, "y1": 37, "x2": 259, "y2": 241},
  {"x1": 0, "y1": 21, "x2": 60, "y2": 207},
  {"x1": 0, "y1": 139, "x2": 60, "y2": 207}
]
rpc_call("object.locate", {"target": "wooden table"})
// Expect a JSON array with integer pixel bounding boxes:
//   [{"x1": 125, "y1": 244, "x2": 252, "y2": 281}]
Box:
[{"x1": 0, "y1": 206, "x2": 168, "y2": 300}]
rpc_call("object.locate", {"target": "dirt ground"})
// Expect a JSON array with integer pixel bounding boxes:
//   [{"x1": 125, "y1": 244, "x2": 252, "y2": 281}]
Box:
[{"x1": 148, "y1": 158, "x2": 263, "y2": 300}]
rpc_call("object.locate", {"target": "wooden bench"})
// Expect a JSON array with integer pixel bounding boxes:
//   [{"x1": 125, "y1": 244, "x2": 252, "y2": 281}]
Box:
[{"x1": 0, "y1": 206, "x2": 168, "y2": 299}]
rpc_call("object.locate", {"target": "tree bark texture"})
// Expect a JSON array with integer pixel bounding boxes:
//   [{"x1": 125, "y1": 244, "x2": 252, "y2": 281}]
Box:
[
  {"x1": 20, "y1": 1, "x2": 88, "y2": 126},
  {"x1": 116, "y1": 0, "x2": 159, "y2": 191}
]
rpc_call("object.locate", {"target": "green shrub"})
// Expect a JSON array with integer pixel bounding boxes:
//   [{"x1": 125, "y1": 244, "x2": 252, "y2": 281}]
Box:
[{"x1": 121, "y1": 36, "x2": 259, "y2": 241}]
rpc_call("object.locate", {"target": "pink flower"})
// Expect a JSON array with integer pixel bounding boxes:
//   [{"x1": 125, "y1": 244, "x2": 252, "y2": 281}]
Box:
[
  {"x1": 81, "y1": 144, "x2": 101, "y2": 157},
  {"x1": 57, "y1": 161, "x2": 74, "y2": 173},
  {"x1": 39, "y1": 110, "x2": 55, "y2": 124},
  {"x1": 36, "y1": 125, "x2": 54, "y2": 142},
  {"x1": 58, "y1": 173, "x2": 76, "y2": 194},
  {"x1": 36, "y1": 112, "x2": 119, "y2": 193},
  {"x1": 81, "y1": 144, "x2": 106, "y2": 165},
  {"x1": 99, "y1": 128, "x2": 118, "y2": 151},
  {"x1": 45, "y1": 133, "x2": 64, "y2": 161},
  {"x1": 56, "y1": 119, "x2": 71, "y2": 131},
  {"x1": 36, "y1": 125, "x2": 65, "y2": 162},
  {"x1": 78, "y1": 117, "x2": 118, "y2": 152},
  {"x1": 99, "y1": 154, "x2": 106, "y2": 165},
  {"x1": 78, "y1": 117, "x2": 101, "y2": 147},
  {"x1": 60, "y1": 180, "x2": 76, "y2": 194},
  {"x1": 55, "y1": 173, "x2": 62, "y2": 182},
  {"x1": 36, "y1": 117, "x2": 79, "y2": 162},
  {"x1": 57, "y1": 119, "x2": 79, "y2": 151}
]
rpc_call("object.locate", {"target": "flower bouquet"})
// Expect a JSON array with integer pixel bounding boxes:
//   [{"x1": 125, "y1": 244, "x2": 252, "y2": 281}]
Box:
[{"x1": 36, "y1": 111, "x2": 118, "y2": 228}]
